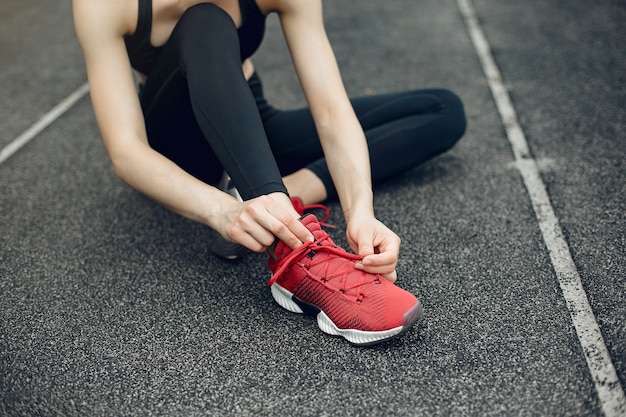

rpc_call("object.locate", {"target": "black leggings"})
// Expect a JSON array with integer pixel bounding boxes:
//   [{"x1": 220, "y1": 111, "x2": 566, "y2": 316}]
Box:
[{"x1": 140, "y1": 4, "x2": 466, "y2": 201}]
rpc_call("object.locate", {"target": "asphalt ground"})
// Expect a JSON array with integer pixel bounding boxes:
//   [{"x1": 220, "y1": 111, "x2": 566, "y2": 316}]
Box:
[{"x1": 1, "y1": 0, "x2": 624, "y2": 416}]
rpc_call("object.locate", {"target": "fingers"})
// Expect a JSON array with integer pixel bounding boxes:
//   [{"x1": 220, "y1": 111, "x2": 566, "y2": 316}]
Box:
[
  {"x1": 226, "y1": 218, "x2": 275, "y2": 252},
  {"x1": 355, "y1": 251, "x2": 398, "y2": 283},
  {"x1": 381, "y1": 270, "x2": 398, "y2": 283},
  {"x1": 349, "y1": 218, "x2": 401, "y2": 283},
  {"x1": 226, "y1": 195, "x2": 313, "y2": 252},
  {"x1": 255, "y1": 206, "x2": 312, "y2": 250},
  {"x1": 265, "y1": 199, "x2": 314, "y2": 247},
  {"x1": 357, "y1": 242, "x2": 375, "y2": 258}
]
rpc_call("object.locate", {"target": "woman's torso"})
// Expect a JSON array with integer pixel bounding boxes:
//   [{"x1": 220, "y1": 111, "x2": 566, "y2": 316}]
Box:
[{"x1": 124, "y1": 0, "x2": 267, "y2": 75}]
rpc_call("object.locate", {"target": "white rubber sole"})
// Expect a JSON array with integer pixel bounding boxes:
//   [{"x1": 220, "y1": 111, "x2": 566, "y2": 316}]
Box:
[{"x1": 270, "y1": 283, "x2": 422, "y2": 346}]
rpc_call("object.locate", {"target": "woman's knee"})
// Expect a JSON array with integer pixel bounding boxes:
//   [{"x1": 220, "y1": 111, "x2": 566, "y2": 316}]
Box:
[
  {"x1": 433, "y1": 88, "x2": 467, "y2": 150},
  {"x1": 175, "y1": 3, "x2": 239, "y2": 56},
  {"x1": 179, "y1": 3, "x2": 236, "y2": 30}
]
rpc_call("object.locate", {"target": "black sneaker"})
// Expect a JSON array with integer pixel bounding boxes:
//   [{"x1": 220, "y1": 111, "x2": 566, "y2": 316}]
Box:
[{"x1": 208, "y1": 171, "x2": 251, "y2": 260}]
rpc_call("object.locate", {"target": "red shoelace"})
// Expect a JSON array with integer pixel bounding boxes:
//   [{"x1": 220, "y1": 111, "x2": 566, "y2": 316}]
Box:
[
  {"x1": 291, "y1": 197, "x2": 335, "y2": 228},
  {"x1": 268, "y1": 236, "x2": 380, "y2": 302}
]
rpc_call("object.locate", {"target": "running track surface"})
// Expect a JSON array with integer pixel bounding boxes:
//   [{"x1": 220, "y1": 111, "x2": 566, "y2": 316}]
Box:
[{"x1": 1, "y1": 1, "x2": 624, "y2": 416}]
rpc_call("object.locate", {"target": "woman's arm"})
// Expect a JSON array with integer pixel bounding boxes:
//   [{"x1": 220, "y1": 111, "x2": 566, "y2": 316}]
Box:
[
  {"x1": 72, "y1": 0, "x2": 223, "y2": 222},
  {"x1": 271, "y1": 0, "x2": 401, "y2": 280},
  {"x1": 72, "y1": 0, "x2": 311, "y2": 251},
  {"x1": 273, "y1": 0, "x2": 372, "y2": 220}
]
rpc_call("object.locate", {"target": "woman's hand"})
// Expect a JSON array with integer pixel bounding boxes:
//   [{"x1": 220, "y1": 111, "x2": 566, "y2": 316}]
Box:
[
  {"x1": 215, "y1": 193, "x2": 314, "y2": 253},
  {"x1": 278, "y1": 1, "x2": 396, "y2": 278},
  {"x1": 345, "y1": 214, "x2": 401, "y2": 283}
]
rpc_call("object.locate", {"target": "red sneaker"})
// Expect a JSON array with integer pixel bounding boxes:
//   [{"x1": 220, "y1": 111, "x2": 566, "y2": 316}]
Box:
[{"x1": 268, "y1": 214, "x2": 422, "y2": 346}]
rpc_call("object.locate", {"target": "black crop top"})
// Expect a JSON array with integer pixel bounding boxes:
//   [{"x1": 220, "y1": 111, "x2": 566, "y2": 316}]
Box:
[{"x1": 124, "y1": 0, "x2": 266, "y2": 75}]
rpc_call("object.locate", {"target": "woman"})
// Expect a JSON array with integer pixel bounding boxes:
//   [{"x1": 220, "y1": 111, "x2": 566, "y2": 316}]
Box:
[{"x1": 72, "y1": 0, "x2": 466, "y2": 345}]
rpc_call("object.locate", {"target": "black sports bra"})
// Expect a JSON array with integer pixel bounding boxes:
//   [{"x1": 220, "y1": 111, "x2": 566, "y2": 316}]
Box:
[{"x1": 124, "y1": 0, "x2": 266, "y2": 75}]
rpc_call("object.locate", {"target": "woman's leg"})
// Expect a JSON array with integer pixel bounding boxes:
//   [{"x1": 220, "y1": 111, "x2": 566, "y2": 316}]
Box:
[
  {"x1": 249, "y1": 73, "x2": 467, "y2": 201},
  {"x1": 140, "y1": 4, "x2": 287, "y2": 200}
]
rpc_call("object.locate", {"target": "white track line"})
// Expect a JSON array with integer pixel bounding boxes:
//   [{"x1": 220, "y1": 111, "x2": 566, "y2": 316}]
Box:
[
  {"x1": 0, "y1": 82, "x2": 90, "y2": 165},
  {"x1": 457, "y1": 0, "x2": 626, "y2": 415}
]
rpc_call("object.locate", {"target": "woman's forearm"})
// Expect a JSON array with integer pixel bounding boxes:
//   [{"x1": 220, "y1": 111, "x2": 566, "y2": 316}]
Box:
[
  {"x1": 110, "y1": 140, "x2": 235, "y2": 228},
  {"x1": 316, "y1": 104, "x2": 375, "y2": 221},
  {"x1": 276, "y1": 1, "x2": 375, "y2": 222}
]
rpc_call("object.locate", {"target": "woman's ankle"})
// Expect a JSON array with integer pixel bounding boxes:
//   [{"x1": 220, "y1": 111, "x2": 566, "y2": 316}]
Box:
[{"x1": 283, "y1": 169, "x2": 327, "y2": 205}]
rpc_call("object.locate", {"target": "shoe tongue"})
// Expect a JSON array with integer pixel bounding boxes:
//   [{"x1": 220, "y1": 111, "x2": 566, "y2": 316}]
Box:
[
  {"x1": 300, "y1": 214, "x2": 326, "y2": 240},
  {"x1": 299, "y1": 215, "x2": 370, "y2": 296}
]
